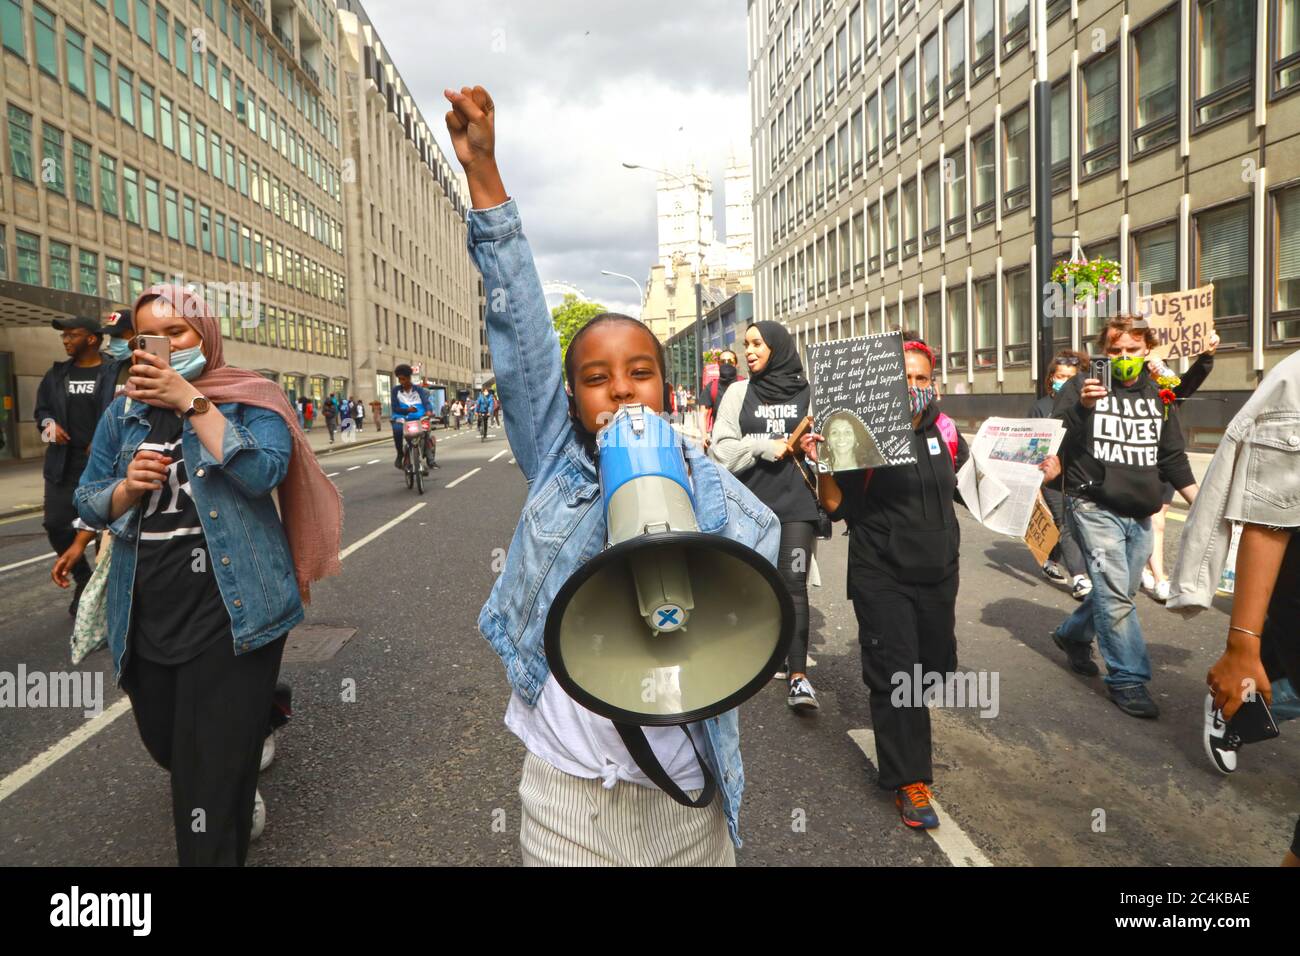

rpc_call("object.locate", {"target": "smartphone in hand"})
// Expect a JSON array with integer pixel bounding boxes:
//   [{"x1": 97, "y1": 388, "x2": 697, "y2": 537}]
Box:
[
  {"x1": 131, "y1": 334, "x2": 171, "y2": 363},
  {"x1": 1089, "y1": 357, "x2": 1111, "y2": 391}
]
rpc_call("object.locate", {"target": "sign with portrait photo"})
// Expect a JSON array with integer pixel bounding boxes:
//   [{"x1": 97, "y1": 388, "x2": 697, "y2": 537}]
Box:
[{"x1": 806, "y1": 330, "x2": 917, "y2": 473}]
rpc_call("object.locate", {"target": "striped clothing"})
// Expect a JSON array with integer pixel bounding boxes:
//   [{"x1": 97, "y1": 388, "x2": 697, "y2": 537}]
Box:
[{"x1": 518, "y1": 752, "x2": 736, "y2": 867}]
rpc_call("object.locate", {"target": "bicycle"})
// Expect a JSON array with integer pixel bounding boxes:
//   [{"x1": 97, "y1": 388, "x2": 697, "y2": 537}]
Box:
[{"x1": 401, "y1": 418, "x2": 433, "y2": 494}]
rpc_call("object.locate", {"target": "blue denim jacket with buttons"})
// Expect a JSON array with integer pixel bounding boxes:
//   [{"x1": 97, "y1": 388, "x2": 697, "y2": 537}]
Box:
[
  {"x1": 74, "y1": 396, "x2": 304, "y2": 682},
  {"x1": 468, "y1": 199, "x2": 780, "y2": 847}
]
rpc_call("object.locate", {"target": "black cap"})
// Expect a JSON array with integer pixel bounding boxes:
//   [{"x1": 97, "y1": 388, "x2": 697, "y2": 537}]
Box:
[
  {"x1": 51, "y1": 316, "x2": 102, "y2": 333},
  {"x1": 96, "y1": 309, "x2": 134, "y2": 337}
]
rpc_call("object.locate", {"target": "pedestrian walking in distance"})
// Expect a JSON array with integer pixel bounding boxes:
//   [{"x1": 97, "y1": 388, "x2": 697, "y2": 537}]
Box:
[
  {"x1": 448, "y1": 84, "x2": 779, "y2": 865},
  {"x1": 74, "y1": 284, "x2": 342, "y2": 866},
  {"x1": 323, "y1": 394, "x2": 338, "y2": 444}
]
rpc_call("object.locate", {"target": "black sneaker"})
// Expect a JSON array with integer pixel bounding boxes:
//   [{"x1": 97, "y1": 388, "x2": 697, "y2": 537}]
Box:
[
  {"x1": 787, "y1": 677, "x2": 819, "y2": 710},
  {"x1": 1052, "y1": 630, "x2": 1100, "y2": 677},
  {"x1": 1108, "y1": 683, "x2": 1160, "y2": 719},
  {"x1": 1042, "y1": 561, "x2": 1069, "y2": 585}
]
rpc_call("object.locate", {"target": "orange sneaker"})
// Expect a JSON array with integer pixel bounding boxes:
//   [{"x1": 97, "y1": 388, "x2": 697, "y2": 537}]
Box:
[{"x1": 896, "y1": 782, "x2": 940, "y2": 829}]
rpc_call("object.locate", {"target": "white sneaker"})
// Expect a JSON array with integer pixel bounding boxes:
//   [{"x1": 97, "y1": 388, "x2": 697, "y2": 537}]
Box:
[
  {"x1": 260, "y1": 731, "x2": 276, "y2": 772},
  {"x1": 1203, "y1": 695, "x2": 1237, "y2": 774},
  {"x1": 251, "y1": 789, "x2": 266, "y2": 841},
  {"x1": 787, "y1": 677, "x2": 820, "y2": 710},
  {"x1": 1070, "y1": 575, "x2": 1092, "y2": 601},
  {"x1": 1141, "y1": 568, "x2": 1156, "y2": 592},
  {"x1": 1153, "y1": 579, "x2": 1171, "y2": 603}
]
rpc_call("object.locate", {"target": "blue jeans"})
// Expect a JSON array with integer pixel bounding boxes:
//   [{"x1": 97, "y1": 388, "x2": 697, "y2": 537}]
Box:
[
  {"x1": 1273, "y1": 678, "x2": 1300, "y2": 724},
  {"x1": 1056, "y1": 498, "x2": 1154, "y2": 688}
]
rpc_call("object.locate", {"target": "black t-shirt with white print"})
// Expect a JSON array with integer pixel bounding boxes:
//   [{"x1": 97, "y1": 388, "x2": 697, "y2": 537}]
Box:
[
  {"x1": 736, "y1": 382, "x2": 820, "y2": 523},
  {"x1": 130, "y1": 407, "x2": 231, "y2": 666},
  {"x1": 64, "y1": 365, "x2": 102, "y2": 451}
]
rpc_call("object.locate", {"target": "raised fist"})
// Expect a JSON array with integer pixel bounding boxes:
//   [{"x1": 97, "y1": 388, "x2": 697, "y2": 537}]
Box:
[{"x1": 444, "y1": 86, "x2": 495, "y2": 172}]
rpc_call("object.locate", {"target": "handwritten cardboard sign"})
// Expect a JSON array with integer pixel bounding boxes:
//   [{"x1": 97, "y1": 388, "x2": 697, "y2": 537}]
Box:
[
  {"x1": 806, "y1": 330, "x2": 916, "y2": 473},
  {"x1": 1134, "y1": 283, "x2": 1215, "y2": 359},
  {"x1": 1023, "y1": 492, "x2": 1060, "y2": 565}
]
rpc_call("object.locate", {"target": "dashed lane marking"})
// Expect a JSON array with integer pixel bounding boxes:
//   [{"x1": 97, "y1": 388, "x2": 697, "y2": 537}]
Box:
[
  {"x1": 445, "y1": 468, "x2": 482, "y2": 489},
  {"x1": 847, "y1": 728, "x2": 993, "y2": 867},
  {"x1": 0, "y1": 552, "x2": 57, "y2": 575},
  {"x1": 489, "y1": 449, "x2": 509, "y2": 462},
  {"x1": 326, "y1": 472, "x2": 341, "y2": 478},
  {"x1": 347, "y1": 465, "x2": 361, "y2": 471},
  {"x1": 366, "y1": 459, "x2": 381, "y2": 465}
]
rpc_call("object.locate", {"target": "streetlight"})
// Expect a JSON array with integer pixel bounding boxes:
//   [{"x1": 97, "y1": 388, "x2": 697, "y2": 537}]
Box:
[
  {"x1": 1033, "y1": 0, "x2": 1056, "y2": 397},
  {"x1": 621, "y1": 161, "x2": 706, "y2": 399},
  {"x1": 599, "y1": 270, "x2": 644, "y2": 311}
]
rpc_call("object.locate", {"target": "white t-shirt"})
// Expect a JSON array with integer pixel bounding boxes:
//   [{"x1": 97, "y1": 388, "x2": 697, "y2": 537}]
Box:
[{"x1": 505, "y1": 676, "x2": 706, "y2": 791}]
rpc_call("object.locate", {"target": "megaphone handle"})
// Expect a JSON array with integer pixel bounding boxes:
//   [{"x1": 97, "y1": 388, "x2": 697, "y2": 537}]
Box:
[{"x1": 614, "y1": 723, "x2": 718, "y2": 810}]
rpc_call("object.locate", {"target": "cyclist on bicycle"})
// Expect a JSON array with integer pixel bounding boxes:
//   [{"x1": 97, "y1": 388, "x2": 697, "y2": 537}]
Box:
[
  {"x1": 475, "y1": 387, "x2": 494, "y2": 438},
  {"x1": 390, "y1": 365, "x2": 439, "y2": 470}
]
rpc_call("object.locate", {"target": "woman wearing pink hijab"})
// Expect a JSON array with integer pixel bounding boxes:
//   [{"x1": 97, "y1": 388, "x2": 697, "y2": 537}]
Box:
[{"x1": 75, "y1": 285, "x2": 342, "y2": 865}]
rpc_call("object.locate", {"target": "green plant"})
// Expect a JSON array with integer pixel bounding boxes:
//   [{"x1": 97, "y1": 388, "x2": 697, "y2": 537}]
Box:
[{"x1": 1050, "y1": 256, "x2": 1121, "y2": 304}]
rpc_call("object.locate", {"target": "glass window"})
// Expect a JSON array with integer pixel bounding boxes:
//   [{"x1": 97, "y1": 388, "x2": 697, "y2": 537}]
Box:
[
  {"x1": 867, "y1": 202, "x2": 880, "y2": 273},
  {"x1": 117, "y1": 67, "x2": 135, "y2": 127},
  {"x1": 902, "y1": 176, "x2": 919, "y2": 257},
  {"x1": 157, "y1": 5, "x2": 170, "y2": 61},
  {"x1": 1005, "y1": 267, "x2": 1032, "y2": 364},
  {"x1": 1003, "y1": 105, "x2": 1030, "y2": 210},
  {"x1": 883, "y1": 74, "x2": 897, "y2": 151},
  {"x1": 207, "y1": 52, "x2": 218, "y2": 100},
  {"x1": 851, "y1": 107, "x2": 864, "y2": 173},
  {"x1": 99, "y1": 153, "x2": 118, "y2": 215},
  {"x1": 210, "y1": 132, "x2": 221, "y2": 180},
  {"x1": 823, "y1": 41, "x2": 835, "y2": 103},
  {"x1": 836, "y1": 23, "x2": 848, "y2": 85},
  {"x1": 1196, "y1": 0, "x2": 1255, "y2": 124},
  {"x1": 972, "y1": 128, "x2": 996, "y2": 225},
  {"x1": 974, "y1": 276, "x2": 997, "y2": 366},
  {"x1": 34, "y1": 4, "x2": 58, "y2": 77},
  {"x1": 191, "y1": 40, "x2": 202, "y2": 89},
  {"x1": 885, "y1": 188, "x2": 899, "y2": 266},
  {"x1": 178, "y1": 109, "x2": 191, "y2": 161},
  {"x1": 144, "y1": 175, "x2": 160, "y2": 232},
  {"x1": 175, "y1": 19, "x2": 187, "y2": 76},
  {"x1": 827, "y1": 133, "x2": 839, "y2": 195},
  {"x1": 222, "y1": 66, "x2": 232, "y2": 111},
  {"x1": 183, "y1": 195, "x2": 196, "y2": 246},
  {"x1": 105, "y1": 258, "x2": 123, "y2": 301},
  {"x1": 948, "y1": 283, "x2": 969, "y2": 368},
  {"x1": 945, "y1": 6, "x2": 966, "y2": 101},
  {"x1": 1132, "y1": 222, "x2": 1179, "y2": 297},
  {"x1": 16, "y1": 231, "x2": 40, "y2": 284},
  {"x1": 164, "y1": 186, "x2": 179, "y2": 240},
  {"x1": 1081, "y1": 50, "x2": 1120, "y2": 176},
  {"x1": 72, "y1": 139, "x2": 93, "y2": 205},
  {"x1": 837, "y1": 121, "x2": 849, "y2": 185},
  {"x1": 6, "y1": 105, "x2": 33, "y2": 182},
  {"x1": 850, "y1": 3, "x2": 863, "y2": 66},
  {"x1": 123, "y1": 166, "x2": 139, "y2": 223},
  {"x1": 924, "y1": 162, "x2": 941, "y2": 247},
  {"x1": 195, "y1": 121, "x2": 207, "y2": 171},
  {"x1": 139, "y1": 82, "x2": 155, "y2": 138},
  {"x1": 94, "y1": 48, "x2": 113, "y2": 112},
  {"x1": 1051, "y1": 80, "x2": 1071, "y2": 190},
  {"x1": 947, "y1": 144, "x2": 967, "y2": 237},
  {"x1": 2, "y1": 0, "x2": 27, "y2": 58},
  {"x1": 853, "y1": 210, "x2": 865, "y2": 280},
  {"x1": 901, "y1": 55, "x2": 917, "y2": 138},
  {"x1": 114, "y1": 0, "x2": 129, "y2": 28},
  {"x1": 214, "y1": 211, "x2": 226, "y2": 258},
  {"x1": 972, "y1": 0, "x2": 996, "y2": 78},
  {"x1": 41, "y1": 123, "x2": 65, "y2": 195},
  {"x1": 838, "y1": 220, "x2": 850, "y2": 284},
  {"x1": 159, "y1": 95, "x2": 173, "y2": 149},
  {"x1": 48, "y1": 240, "x2": 71, "y2": 291},
  {"x1": 135, "y1": 0, "x2": 150, "y2": 42},
  {"x1": 66, "y1": 28, "x2": 86, "y2": 94},
  {"x1": 865, "y1": 0, "x2": 878, "y2": 56},
  {"x1": 1276, "y1": 0, "x2": 1300, "y2": 92},
  {"x1": 866, "y1": 91, "x2": 880, "y2": 163},
  {"x1": 883, "y1": 0, "x2": 895, "y2": 35},
  {"x1": 1272, "y1": 184, "x2": 1300, "y2": 340},
  {"x1": 1004, "y1": 0, "x2": 1029, "y2": 53},
  {"x1": 128, "y1": 265, "x2": 144, "y2": 302},
  {"x1": 922, "y1": 31, "x2": 940, "y2": 120},
  {"x1": 1195, "y1": 201, "x2": 1251, "y2": 347},
  {"x1": 78, "y1": 250, "x2": 98, "y2": 296},
  {"x1": 1134, "y1": 9, "x2": 1179, "y2": 153}
]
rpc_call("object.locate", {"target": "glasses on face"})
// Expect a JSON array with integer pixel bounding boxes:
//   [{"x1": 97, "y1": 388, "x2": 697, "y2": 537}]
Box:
[{"x1": 1054, "y1": 355, "x2": 1080, "y2": 367}]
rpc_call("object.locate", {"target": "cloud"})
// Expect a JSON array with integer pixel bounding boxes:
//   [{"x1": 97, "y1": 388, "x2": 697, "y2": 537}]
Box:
[{"x1": 355, "y1": 0, "x2": 751, "y2": 315}]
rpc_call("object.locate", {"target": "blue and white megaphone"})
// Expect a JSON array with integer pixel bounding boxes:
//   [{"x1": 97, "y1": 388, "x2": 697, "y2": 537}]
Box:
[{"x1": 544, "y1": 404, "x2": 794, "y2": 741}]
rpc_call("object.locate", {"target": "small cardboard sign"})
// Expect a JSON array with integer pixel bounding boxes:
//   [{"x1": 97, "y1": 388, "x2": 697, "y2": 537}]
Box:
[
  {"x1": 1023, "y1": 492, "x2": 1060, "y2": 565},
  {"x1": 1134, "y1": 283, "x2": 1216, "y2": 359}
]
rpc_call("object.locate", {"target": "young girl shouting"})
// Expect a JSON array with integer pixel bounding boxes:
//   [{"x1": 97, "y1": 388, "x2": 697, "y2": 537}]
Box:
[{"x1": 445, "y1": 86, "x2": 781, "y2": 866}]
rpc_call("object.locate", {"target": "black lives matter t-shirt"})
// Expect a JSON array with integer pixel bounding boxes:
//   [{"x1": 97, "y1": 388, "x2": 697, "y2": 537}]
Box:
[
  {"x1": 130, "y1": 407, "x2": 231, "y2": 666},
  {"x1": 736, "y1": 382, "x2": 820, "y2": 523},
  {"x1": 64, "y1": 365, "x2": 102, "y2": 450}
]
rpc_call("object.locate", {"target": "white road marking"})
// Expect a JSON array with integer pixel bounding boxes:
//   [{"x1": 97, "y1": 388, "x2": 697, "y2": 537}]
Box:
[
  {"x1": 1166, "y1": 510, "x2": 1186, "y2": 522},
  {"x1": 0, "y1": 552, "x2": 57, "y2": 575},
  {"x1": 347, "y1": 465, "x2": 361, "y2": 471},
  {"x1": 0, "y1": 502, "x2": 427, "y2": 806},
  {"x1": 366, "y1": 459, "x2": 380, "y2": 465},
  {"x1": 338, "y1": 502, "x2": 427, "y2": 560},
  {"x1": 0, "y1": 699, "x2": 134, "y2": 805},
  {"x1": 847, "y1": 728, "x2": 992, "y2": 867},
  {"x1": 445, "y1": 468, "x2": 482, "y2": 489},
  {"x1": 489, "y1": 449, "x2": 508, "y2": 462},
  {"x1": 326, "y1": 472, "x2": 341, "y2": 478}
]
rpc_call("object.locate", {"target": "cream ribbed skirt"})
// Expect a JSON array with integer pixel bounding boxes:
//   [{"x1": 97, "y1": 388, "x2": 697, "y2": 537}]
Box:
[{"x1": 518, "y1": 752, "x2": 736, "y2": 867}]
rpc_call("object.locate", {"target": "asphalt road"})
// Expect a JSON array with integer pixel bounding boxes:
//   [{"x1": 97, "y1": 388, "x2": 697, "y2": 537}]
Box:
[{"x1": 0, "y1": 425, "x2": 1294, "y2": 866}]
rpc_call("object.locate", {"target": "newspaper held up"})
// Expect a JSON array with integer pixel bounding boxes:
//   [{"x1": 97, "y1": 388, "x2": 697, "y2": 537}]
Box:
[{"x1": 956, "y1": 417, "x2": 1066, "y2": 539}]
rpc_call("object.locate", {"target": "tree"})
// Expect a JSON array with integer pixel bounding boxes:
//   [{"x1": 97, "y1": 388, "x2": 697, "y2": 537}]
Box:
[{"x1": 551, "y1": 293, "x2": 608, "y2": 357}]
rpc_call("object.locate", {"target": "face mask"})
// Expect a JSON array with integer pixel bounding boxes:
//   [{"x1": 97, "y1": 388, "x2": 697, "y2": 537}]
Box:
[
  {"x1": 104, "y1": 337, "x2": 132, "y2": 360},
  {"x1": 908, "y1": 385, "x2": 936, "y2": 417},
  {"x1": 170, "y1": 345, "x2": 207, "y2": 381},
  {"x1": 1110, "y1": 354, "x2": 1145, "y2": 382},
  {"x1": 1051, "y1": 378, "x2": 1066, "y2": 393}
]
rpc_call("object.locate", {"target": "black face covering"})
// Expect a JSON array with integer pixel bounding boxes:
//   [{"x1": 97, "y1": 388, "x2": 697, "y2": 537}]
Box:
[
  {"x1": 747, "y1": 321, "x2": 807, "y2": 406},
  {"x1": 718, "y1": 363, "x2": 738, "y2": 386}
]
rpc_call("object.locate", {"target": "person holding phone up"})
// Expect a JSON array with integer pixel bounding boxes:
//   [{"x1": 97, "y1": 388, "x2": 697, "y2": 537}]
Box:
[
  {"x1": 74, "y1": 286, "x2": 342, "y2": 866},
  {"x1": 1049, "y1": 316, "x2": 1197, "y2": 719}
]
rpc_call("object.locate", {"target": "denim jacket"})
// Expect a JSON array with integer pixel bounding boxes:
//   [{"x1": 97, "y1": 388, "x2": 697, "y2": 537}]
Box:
[
  {"x1": 74, "y1": 396, "x2": 305, "y2": 681},
  {"x1": 1168, "y1": 350, "x2": 1300, "y2": 614},
  {"x1": 467, "y1": 199, "x2": 781, "y2": 847}
]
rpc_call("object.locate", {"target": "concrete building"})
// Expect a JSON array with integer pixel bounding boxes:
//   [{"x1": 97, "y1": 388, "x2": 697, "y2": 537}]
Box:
[
  {"x1": 640, "y1": 256, "x2": 728, "y2": 343},
  {"x1": 724, "y1": 155, "x2": 755, "y2": 283},
  {"x1": 748, "y1": 0, "x2": 1300, "y2": 445},
  {"x1": 335, "y1": 0, "x2": 480, "y2": 413},
  {"x1": 0, "y1": 0, "x2": 480, "y2": 463}
]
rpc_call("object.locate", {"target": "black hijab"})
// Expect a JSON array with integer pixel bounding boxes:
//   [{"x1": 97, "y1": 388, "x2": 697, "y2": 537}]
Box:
[{"x1": 747, "y1": 321, "x2": 808, "y2": 405}]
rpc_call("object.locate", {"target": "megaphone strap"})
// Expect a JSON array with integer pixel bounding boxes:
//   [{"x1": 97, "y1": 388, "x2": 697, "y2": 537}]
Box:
[{"x1": 613, "y1": 723, "x2": 718, "y2": 810}]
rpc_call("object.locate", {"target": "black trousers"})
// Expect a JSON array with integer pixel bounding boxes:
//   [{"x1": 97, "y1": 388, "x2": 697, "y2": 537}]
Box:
[
  {"x1": 852, "y1": 568, "x2": 959, "y2": 791},
  {"x1": 778, "y1": 521, "x2": 816, "y2": 675},
  {"x1": 43, "y1": 454, "x2": 91, "y2": 587},
  {"x1": 121, "y1": 635, "x2": 285, "y2": 866}
]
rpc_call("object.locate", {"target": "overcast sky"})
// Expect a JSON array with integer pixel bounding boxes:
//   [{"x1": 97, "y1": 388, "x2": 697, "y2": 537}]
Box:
[{"x1": 360, "y1": 0, "x2": 752, "y2": 316}]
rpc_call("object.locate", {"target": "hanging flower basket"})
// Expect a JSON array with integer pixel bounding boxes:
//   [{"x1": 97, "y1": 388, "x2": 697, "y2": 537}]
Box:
[{"x1": 1051, "y1": 256, "x2": 1121, "y2": 306}]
